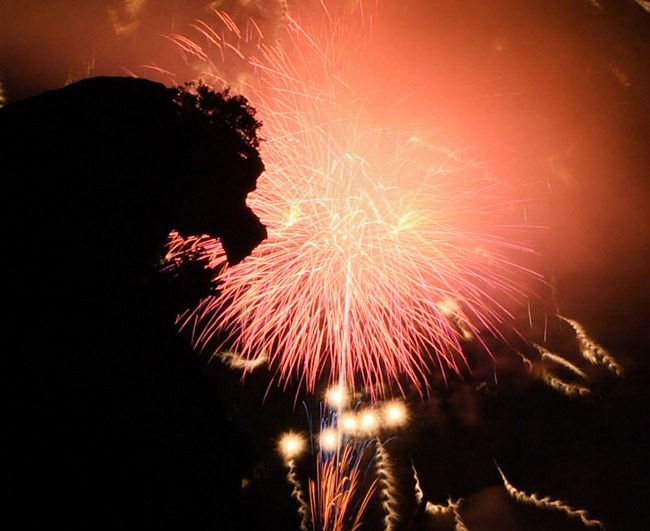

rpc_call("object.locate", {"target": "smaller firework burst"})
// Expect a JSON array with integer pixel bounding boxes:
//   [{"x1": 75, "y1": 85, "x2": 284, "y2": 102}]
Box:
[{"x1": 309, "y1": 443, "x2": 377, "y2": 531}]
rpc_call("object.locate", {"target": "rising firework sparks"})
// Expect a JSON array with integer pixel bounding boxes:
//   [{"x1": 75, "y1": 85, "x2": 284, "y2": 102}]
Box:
[
  {"x1": 308, "y1": 443, "x2": 377, "y2": 531},
  {"x1": 168, "y1": 3, "x2": 540, "y2": 398}
]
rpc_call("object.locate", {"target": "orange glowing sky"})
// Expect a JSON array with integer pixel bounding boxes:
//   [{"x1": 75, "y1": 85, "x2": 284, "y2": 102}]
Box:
[{"x1": 2, "y1": 2, "x2": 648, "y2": 313}]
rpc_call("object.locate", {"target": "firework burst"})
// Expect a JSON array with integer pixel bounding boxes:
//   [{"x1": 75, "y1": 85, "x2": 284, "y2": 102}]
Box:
[{"x1": 168, "y1": 4, "x2": 540, "y2": 398}]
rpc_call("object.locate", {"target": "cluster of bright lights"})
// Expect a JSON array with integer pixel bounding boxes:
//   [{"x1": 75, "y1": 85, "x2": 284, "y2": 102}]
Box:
[
  {"x1": 280, "y1": 387, "x2": 409, "y2": 457},
  {"x1": 168, "y1": 5, "x2": 538, "y2": 399},
  {"x1": 319, "y1": 386, "x2": 409, "y2": 451}
]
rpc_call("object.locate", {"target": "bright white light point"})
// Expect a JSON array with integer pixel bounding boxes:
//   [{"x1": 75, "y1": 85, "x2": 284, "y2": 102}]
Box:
[
  {"x1": 325, "y1": 385, "x2": 349, "y2": 409},
  {"x1": 278, "y1": 432, "x2": 305, "y2": 460},
  {"x1": 320, "y1": 428, "x2": 339, "y2": 452},
  {"x1": 339, "y1": 412, "x2": 358, "y2": 433},
  {"x1": 383, "y1": 401, "x2": 408, "y2": 427},
  {"x1": 359, "y1": 409, "x2": 379, "y2": 433}
]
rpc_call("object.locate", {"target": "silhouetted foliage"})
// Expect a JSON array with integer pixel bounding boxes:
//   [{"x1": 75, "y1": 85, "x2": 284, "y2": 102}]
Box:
[
  {"x1": 176, "y1": 81, "x2": 263, "y2": 150},
  {"x1": 2, "y1": 77, "x2": 268, "y2": 530}
]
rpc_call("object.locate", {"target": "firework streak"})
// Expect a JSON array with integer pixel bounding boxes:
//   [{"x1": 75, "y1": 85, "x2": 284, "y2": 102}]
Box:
[{"x1": 558, "y1": 315, "x2": 623, "y2": 377}]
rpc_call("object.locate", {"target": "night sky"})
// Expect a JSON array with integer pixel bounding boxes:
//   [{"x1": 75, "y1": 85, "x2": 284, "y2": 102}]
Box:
[{"x1": 3, "y1": 1, "x2": 649, "y2": 530}]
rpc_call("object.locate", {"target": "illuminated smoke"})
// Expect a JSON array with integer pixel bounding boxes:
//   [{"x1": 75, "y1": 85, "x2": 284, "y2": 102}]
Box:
[{"x1": 108, "y1": 0, "x2": 148, "y2": 35}]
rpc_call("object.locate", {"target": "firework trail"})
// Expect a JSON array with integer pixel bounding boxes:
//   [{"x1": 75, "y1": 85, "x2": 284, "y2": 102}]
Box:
[
  {"x1": 541, "y1": 370, "x2": 590, "y2": 397},
  {"x1": 412, "y1": 463, "x2": 470, "y2": 529},
  {"x1": 450, "y1": 499, "x2": 470, "y2": 531},
  {"x1": 532, "y1": 343, "x2": 591, "y2": 397},
  {"x1": 288, "y1": 460, "x2": 311, "y2": 531},
  {"x1": 374, "y1": 441, "x2": 399, "y2": 531},
  {"x1": 426, "y1": 498, "x2": 469, "y2": 531},
  {"x1": 558, "y1": 315, "x2": 623, "y2": 377},
  {"x1": 537, "y1": 345, "x2": 588, "y2": 380},
  {"x1": 412, "y1": 463, "x2": 450, "y2": 517},
  {"x1": 167, "y1": 4, "x2": 540, "y2": 398},
  {"x1": 540, "y1": 369, "x2": 591, "y2": 397},
  {"x1": 412, "y1": 463, "x2": 424, "y2": 505},
  {"x1": 280, "y1": 433, "x2": 311, "y2": 531},
  {"x1": 496, "y1": 464, "x2": 604, "y2": 529}
]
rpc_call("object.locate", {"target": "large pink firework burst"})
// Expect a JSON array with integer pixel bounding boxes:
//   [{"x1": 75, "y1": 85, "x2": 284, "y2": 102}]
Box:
[{"x1": 167, "y1": 5, "x2": 540, "y2": 397}]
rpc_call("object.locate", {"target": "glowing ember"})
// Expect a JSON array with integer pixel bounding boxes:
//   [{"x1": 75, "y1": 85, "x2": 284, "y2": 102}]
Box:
[
  {"x1": 319, "y1": 427, "x2": 340, "y2": 452},
  {"x1": 358, "y1": 409, "x2": 379, "y2": 434},
  {"x1": 382, "y1": 400, "x2": 408, "y2": 428},
  {"x1": 339, "y1": 412, "x2": 359, "y2": 434},
  {"x1": 279, "y1": 432, "x2": 306, "y2": 461},
  {"x1": 325, "y1": 385, "x2": 349, "y2": 409}
]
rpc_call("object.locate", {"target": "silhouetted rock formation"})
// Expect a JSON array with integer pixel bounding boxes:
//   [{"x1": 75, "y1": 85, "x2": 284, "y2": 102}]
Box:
[{"x1": 3, "y1": 77, "x2": 266, "y2": 529}]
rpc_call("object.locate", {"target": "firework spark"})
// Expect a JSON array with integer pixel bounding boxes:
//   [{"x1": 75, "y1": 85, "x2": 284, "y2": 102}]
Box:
[{"x1": 166, "y1": 5, "x2": 540, "y2": 398}]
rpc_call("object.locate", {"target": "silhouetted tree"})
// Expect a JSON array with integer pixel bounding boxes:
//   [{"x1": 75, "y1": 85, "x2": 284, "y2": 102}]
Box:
[{"x1": 2, "y1": 77, "x2": 266, "y2": 530}]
